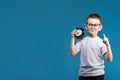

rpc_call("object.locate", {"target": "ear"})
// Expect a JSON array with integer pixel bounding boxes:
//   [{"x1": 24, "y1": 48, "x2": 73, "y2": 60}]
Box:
[{"x1": 98, "y1": 25, "x2": 102, "y2": 31}]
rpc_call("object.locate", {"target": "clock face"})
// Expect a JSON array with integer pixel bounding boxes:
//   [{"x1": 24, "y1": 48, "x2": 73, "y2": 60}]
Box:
[
  {"x1": 76, "y1": 29, "x2": 82, "y2": 36},
  {"x1": 75, "y1": 27, "x2": 84, "y2": 39}
]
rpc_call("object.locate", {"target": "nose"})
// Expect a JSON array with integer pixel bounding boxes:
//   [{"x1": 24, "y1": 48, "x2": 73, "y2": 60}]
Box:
[{"x1": 91, "y1": 26, "x2": 95, "y2": 29}]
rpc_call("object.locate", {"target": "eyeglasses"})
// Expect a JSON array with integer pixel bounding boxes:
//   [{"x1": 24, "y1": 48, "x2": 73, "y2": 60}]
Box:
[{"x1": 86, "y1": 23, "x2": 101, "y2": 28}]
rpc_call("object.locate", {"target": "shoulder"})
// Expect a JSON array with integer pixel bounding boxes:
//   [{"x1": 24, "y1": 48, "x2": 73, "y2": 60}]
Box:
[
  {"x1": 96, "y1": 36, "x2": 106, "y2": 46},
  {"x1": 82, "y1": 36, "x2": 89, "y2": 41},
  {"x1": 76, "y1": 37, "x2": 87, "y2": 45},
  {"x1": 96, "y1": 36, "x2": 103, "y2": 41}
]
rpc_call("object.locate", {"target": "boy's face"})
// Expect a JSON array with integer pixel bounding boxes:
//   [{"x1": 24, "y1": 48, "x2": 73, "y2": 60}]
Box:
[{"x1": 86, "y1": 18, "x2": 102, "y2": 37}]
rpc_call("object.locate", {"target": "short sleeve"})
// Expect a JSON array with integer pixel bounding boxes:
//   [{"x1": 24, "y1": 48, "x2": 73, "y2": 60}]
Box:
[
  {"x1": 101, "y1": 44, "x2": 107, "y2": 55},
  {"x1": 75, "y1": 41, "x2": 81, "y2": 52}
]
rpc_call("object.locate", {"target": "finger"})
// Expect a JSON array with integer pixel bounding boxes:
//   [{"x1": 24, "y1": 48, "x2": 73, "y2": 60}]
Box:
[{"x1": 103, "y1": 33, "x2": 107, "y2": 39}]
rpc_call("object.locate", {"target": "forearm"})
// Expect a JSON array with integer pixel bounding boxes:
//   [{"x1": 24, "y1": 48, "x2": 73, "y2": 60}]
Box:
[
  {"x1": 103, "y1": 34, "x2": 113, "y2": 62},
  {"x1": 105, "y1": 44, "x2": 113, "y2": 62},
  {"x1": 70, "y1": 37, "x2": 77, "y2": 56}
]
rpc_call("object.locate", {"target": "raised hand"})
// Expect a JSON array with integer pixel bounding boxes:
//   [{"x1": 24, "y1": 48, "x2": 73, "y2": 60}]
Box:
[
  {"x1": 71, "y1": 29, "x2": 77, "y2": 38},
  {"x1": 103, "y1": 33, "x2": 109, "y2": 46}
]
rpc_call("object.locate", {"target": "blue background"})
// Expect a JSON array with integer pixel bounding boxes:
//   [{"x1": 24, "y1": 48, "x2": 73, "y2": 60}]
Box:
[{"x1": 0, "y1": 0, "x2": 119, "y2": 80}]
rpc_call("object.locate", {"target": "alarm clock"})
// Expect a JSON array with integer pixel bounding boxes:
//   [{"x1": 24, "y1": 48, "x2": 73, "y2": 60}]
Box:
[{"x1": 75, "y1": 28, "x2": 84, "y2": 39}]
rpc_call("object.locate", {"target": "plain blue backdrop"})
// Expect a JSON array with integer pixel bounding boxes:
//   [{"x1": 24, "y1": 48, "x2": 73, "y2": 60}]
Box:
[{"x1": 0, "y1": 0, "x2": 119, "y2": 80}]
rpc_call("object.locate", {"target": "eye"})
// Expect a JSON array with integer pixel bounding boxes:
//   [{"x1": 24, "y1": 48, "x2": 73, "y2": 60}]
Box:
[
  {"x1": 88, "y1": 23, "x2": 93, "y2": 26},
  {"x1": 94, "y1": 24, "x2": 98, "y2": 26},
  {"x1": 87, "y1": 23, "x2": 101, "y2": 27},
  {"x1": 94, "y1": 24, "x2": 101, "y2": 27}
]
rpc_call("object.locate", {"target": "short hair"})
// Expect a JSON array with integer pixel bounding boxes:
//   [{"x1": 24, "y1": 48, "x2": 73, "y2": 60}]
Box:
[{"x1": 86, "y1": 13, "x2": 102, "y2": 24}]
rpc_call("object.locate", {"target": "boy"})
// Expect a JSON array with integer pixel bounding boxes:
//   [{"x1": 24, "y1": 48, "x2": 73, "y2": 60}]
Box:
[{"x1": 70, "y1": 13, "x2": 113, "y2": 80}]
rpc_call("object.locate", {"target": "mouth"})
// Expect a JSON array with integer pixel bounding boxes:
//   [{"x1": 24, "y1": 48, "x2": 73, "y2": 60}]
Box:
[
  {"x1": 90, "y1": 29, "x2": 96, "y2": 32},
  {"x1": 89, "y1": 29, "x2": 97, "y2": 34}
]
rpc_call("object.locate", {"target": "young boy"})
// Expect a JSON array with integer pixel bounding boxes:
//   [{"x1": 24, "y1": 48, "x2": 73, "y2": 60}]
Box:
[{"x1": 70, "y1": 13, "x2": 113, "y2": 80}]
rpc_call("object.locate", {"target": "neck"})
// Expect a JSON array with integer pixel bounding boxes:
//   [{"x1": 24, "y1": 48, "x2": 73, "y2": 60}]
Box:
[{"x1": 88, "y1": 34, "x2": 97, "y2": 38}]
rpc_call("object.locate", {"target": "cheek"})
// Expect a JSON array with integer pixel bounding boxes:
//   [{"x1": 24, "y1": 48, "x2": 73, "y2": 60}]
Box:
[
  {"x1": 88, "y1": 28, "x2": 99, "y2": 33},
  {"x1": 85, "y1": 26, "x2": 90, "y2": 30},
  {"x1": 98, "y1": 26, "x2": 102, "y2": 31},
  {"x1": 96, "y1": 27, "x2": 101, "y2": 31}
]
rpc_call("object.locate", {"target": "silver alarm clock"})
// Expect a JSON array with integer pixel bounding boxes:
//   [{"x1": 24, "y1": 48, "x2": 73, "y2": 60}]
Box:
[{"x1": 75, "y1": 28, "x2": 84, "y2": 39}]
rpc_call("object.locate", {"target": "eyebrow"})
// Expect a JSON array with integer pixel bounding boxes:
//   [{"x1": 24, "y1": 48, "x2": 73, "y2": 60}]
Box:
[
  {"x1": 86, "y1": 23, "x2": 101, "y2": 25},
  {"x1": 86, "y1": 23, "x2": 101, "y2": 24}
]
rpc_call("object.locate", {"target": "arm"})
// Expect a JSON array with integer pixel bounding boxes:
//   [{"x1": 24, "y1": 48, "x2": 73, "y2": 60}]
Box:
[
  {"x1": 104, "y1": 44, "x2": 113, "y2": 62},
  {"x1": 70, "y1": 29, "x2": 78, "y2": 56},
  {"x1": 103, "y1": 34, "x2": 113, "y2": 62}
]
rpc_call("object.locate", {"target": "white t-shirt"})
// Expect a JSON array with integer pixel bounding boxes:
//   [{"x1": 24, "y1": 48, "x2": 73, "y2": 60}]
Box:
[{"x1": 75, "y1": 36, "x2": 107, "y2": 76}]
